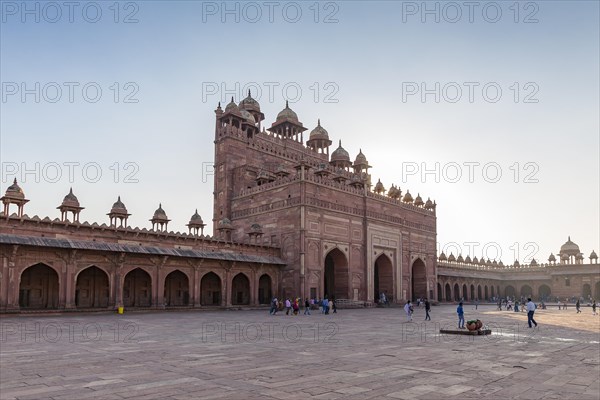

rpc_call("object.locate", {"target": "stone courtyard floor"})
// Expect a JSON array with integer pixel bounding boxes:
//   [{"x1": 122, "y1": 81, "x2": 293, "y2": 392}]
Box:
[{"x1": 1, "y1": 305, "x2": 599, "y2": 399}]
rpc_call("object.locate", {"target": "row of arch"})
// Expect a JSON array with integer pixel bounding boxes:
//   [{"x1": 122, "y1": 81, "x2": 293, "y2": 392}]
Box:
[
  {"x1": 437, "y1": 281, "x2": 600, "y2": 302},
  {"x1": 322, "y1": 249, "x2": 428, "y2": 302},
  {"x1": 18, "y1": 263, "x2": 274, "y2": 309}
]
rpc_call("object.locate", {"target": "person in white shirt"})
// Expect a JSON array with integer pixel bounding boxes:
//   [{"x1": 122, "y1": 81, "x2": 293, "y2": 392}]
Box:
[
  {"x1": 404, "y1": 301, "x2": 413, "y2": 322},
  {"x1": 526, "y1": 298, "x2": 538, "y2": 328}
]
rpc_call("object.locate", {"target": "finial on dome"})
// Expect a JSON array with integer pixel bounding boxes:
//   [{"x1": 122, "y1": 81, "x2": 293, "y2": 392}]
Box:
[
  {"x1": 318, "y1": 118, "x2": 321, "y2": 126},
  {"x1": 339, "y1": 139, "x2": 342, "y2": 147},
  {"x1": 13, "y1": 178, "x2": 17, "y2": 184},
  {"x1": 285, "y1": 100, "x2": 289, "y2": 108},
  {"x1": 231, "y1": 96, "x2": 234, "y2": 102},
  {"x1": 248, "y1": 89, "x2": 251, "y2": 97}
]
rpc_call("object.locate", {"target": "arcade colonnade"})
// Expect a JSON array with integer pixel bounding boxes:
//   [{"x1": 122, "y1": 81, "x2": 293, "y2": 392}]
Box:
[
  {"x1": 3, "y1": 259, "x2": 279, "y2": 311},
  {"x1": 436, "y1": 277, "x2": 600, "y2": 302}
]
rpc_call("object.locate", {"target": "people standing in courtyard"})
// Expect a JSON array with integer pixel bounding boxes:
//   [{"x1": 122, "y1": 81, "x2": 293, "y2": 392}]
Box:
[
  {"x1": 270, "y1": 297, "x2": 278, "y2": 315},
  {"x1": 592, "y1": 300, "x2": 597, "y2": 315},
  {"x1": 497, "y1": 299, "x2": 502, "y2": 311},
  {"x1": 332, "y1": 298, "x2": 337, "y2": 314},
  {"x1": 526, "y1": 297, "x2": 538, "y2": 328},
  {"x1": 425, "y1": 298, "x2": 431, "y2": 321},
  {"x1": 404, "y1": 301, "x2": 413, "y2": 322},
  {"x1": 304, "y1": 298, "x2": 311, "y2": 315},
  {"x1": 576, "y1": 299, "x2": 581, "y2": 313},
  {"x1": 322, "y1": 296, "x2": 328, "y2": 314},
  {"x1": 292, "y1": 298, "x2": 299, "y2": 315},
  {"x1": 457, "y1": 302, "x2": 465, "y2": 329},
  {"x1": 475, "y1": 299, "x2": 479, "y2": 310},
  {"x1": 514, "y1": 301, "x2": 519, "y2": 312}
]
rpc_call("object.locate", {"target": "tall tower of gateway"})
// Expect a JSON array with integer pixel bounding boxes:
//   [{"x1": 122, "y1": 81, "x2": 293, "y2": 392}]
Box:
[{"x1": 212, "y1": 94, "x2": 438, "y2": 303}]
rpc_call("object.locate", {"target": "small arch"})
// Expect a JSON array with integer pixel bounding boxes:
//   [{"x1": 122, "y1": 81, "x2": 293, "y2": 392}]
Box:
[
  {"x1": 437, "y1": 282, "x2": 442, "y2": 302},
  {"x1": 453, "y1": 283, "x2": 460, "y2": 301},
  {"x1": 445, "y1": 283, "x2": 451, "y2": 301},
  {"x1": 505, "y1": 285, "x2": 516, "y2": 299},
  {"x1": 477, "y1": 285, "x2": 482, "y2": 300},
  {"x1": 462, "y1": 284, "x2": 468, "y2": 301},
  {"x1": 582, "y1": 283, "x2": 591, "y2": 299},
  {"x1": 538, "y1": 284, "x2": 551, "y2": 301},
  {"x1": 258, "y1": 274, "x2": 272, "y2": 304},
  {"x1": 470, "y1": 284, "x2": 475, "y2": 300},
  {"x1": 484, "y1": 285, "x2": 489, "y2": 300},
  {"x1": 19, "y1": 263, "x2": 59, "y2": 309},
  {"x1": 200, "y1": 272, "x2": 222, "y2": 306},
  {"x1": 520, "y1": 285, "x2": 533, "y2": 298},
  {"x1": 76, "y1": 266, "x2": 109, "y2": 308},
  {"x1": 123, "y1": 268, "x2": 152, "y2": 307},
  {"x1": 231, "y1": 273, "x2": 250, "y2": 305},
  {"x1": 164, "y1": 270, "x2": 190, "y2": 306}
]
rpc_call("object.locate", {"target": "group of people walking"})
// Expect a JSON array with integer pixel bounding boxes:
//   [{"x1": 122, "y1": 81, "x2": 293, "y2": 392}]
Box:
[{"x1": 269, "y1": 296, "x2": 337, "y2": 315}]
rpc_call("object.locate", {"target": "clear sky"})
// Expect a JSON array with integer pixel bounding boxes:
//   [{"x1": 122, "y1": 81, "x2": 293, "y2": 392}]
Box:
[{"x1": 1, "y1": 0, "x2": 598, "y2": 264}]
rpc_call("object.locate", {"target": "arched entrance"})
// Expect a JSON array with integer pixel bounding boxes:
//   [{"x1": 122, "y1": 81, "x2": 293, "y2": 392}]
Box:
[
  {"x1": 411, "y1": 258, "x2": 427, "y2": 301},
  {"x1": 200, "y1": 272, "x2": 221, "y2": 306},
  {"x1": 582, "y1": 284, "x2": 591, "y2": 299},
  {"x1": 437, "y1": 283, "x2": 442, "y2": 302},
  {"x1": 123, "y1": 268, "x2": 152, "y2": 307},
  {"x1": 19, "y1": 263, "x2": 59, "y2": 309},
  {"x1": 462, "y1": 284, "x2": 468, "y2": 301},
  {"x1": 538, "y1": 284, "x2": 551, "y2": 301},
  {"x1": 505, "y1": 285, "x2": 515, "y2": 299},
  {"x1": 445, "y1": 283, "x2": 451, "y2": 301},
  {"x1": 164, "y1": 270, "x2": 189, "y2": 306},
  {"x1": 477, "y1": 285, "x2": 482, "y2": 300},
  {"x1": 231, "y1": 273, "x2": 250, "y2": 305},
  {"x1": 491, "y1": 286, "x2": 495, "y2": 298},
  {"x1": 470, "y1": 284, "x2": 475, "y2": 300},
  {"x1": 76, "y1": 266, "x2": 109, "y2": 308},
  {"x1": 595, "y1": 281, "x2": 600, "y2": 299},
  {"x1": 258, "y1": 274, "x2": 272, "y2": 304},
  {"x1": 484, "y1": 286, "x2": 489, "y2": 300},
  {"x1": 374, "y1": 254, "x2": 393, "y2": 302},
  {"x1": 520, "y1": 285, "x2": 532, "y2": 298},
  {"x1": 453, "y1": 283, "x2": 460, "y2": 301},
  {"x1": 324, "y1": 248, "x2": 348, "y2": 300}
]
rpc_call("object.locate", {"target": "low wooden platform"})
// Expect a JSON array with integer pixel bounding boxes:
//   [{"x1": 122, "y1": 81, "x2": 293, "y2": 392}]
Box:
[{"x1": 439, "y1": 329, "x2": 492, "y2": 336}]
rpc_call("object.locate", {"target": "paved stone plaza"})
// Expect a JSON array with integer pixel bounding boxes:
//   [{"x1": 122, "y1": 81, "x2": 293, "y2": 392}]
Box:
[{"x1": 1, "y1": 305, "x2": 599, "y2": 399}]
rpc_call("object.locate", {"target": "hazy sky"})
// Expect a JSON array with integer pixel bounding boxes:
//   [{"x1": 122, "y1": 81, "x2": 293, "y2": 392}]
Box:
[{"x1": 1, "y1": 1, "x2": 598, "y2": 264}]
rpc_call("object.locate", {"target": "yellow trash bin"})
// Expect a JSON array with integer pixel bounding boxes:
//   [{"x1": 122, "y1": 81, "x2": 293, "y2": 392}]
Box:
[{"x1": 118, "y1": 306, "x2": 124, "y2": 314}]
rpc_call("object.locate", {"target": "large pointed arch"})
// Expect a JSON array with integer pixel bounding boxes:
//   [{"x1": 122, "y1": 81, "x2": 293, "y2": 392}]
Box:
[
  {"x1": 324, "y1": 248, "x2": 349, "y2": 300},
  {"x1": 374, "y1": 254, "x2": 393, "y2": 302},
  {"x1": 411, "y1": 258, "x2": 427, "y2": 301}
]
